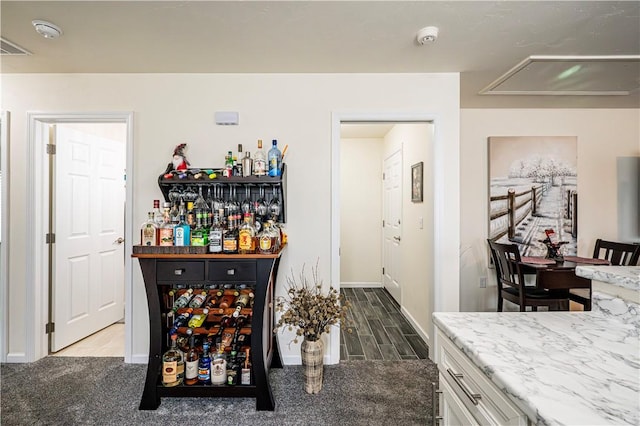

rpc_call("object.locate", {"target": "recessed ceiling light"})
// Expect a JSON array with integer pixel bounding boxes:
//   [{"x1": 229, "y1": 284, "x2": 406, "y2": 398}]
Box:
[
  {"x1": 416, "y1": 26, "x2": 439, "y2": 45},
  {"x1": 32, "y1": 20, "x2": 62, "y2": 39}
]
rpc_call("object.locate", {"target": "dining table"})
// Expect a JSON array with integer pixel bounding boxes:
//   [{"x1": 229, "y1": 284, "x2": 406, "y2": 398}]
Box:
[{"x1": 518, "y1": 255, "x2": 611, "y2": 311}]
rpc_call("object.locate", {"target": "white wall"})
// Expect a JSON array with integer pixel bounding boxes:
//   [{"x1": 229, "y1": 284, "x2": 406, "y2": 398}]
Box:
[
  {"x1": 2, "y1": 73, "x2": 460, "y2": 363},
  {"x1": 460, "y1": 108, "x2": 640, "y2": 312},
  {"x1": 340, "y1": 137, "x2": 383, "y2": 286},
  {"x1": 383, "y1": 123, "x2": 434, "y2": 342}
]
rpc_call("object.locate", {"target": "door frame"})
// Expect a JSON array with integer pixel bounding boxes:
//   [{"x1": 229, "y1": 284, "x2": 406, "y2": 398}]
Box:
[
  {"x1": 0, "y1": 112, "x2": 10, "y2": 362},
  {"x1": 26, "y1": 112, "x2": 134, "y2": 362},
  {"x1": 331, "y1": 111, "x2": 449, "y2": 363}
]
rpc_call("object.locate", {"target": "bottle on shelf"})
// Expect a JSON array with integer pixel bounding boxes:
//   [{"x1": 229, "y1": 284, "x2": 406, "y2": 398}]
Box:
[
  {"x1": 208, "y1": 211, "x2": 223, "y2": 254},
  {"x1": 187, "y1": 308, "x2": 209, "y2": 329},
  {"x1": 174, "y1": 214, "x2": 191, "y2": 246},
  {"x1": 159, "y1": 207, "x2": 174, "y2": 246},
  {"x1": 226, "y1": 350, "x2": 239, "y2": 386},
  {"x1": 162, "y1": 334, "x2": 184, "y2": 387},
  {"x1": 223, "y1": 216, "x2": 238, "y2": 254},
  {"x1": 242, "y1": 151, "x2": 253, "y2": 178},
  {"x1": 241, "y1": 348, "x2": 251, "y2": 385},
  {"x1": 268, "y1": 139, "x2": 282, "y2": 177},
  {"x1": 152, "y1": 199, "x2": 164, "y2": 227},
  {"x1": 253, "y1": 139, "x2": 267, "y2": 176},
  {"x1": 170, "y1": 288, "x2": 194, "y2": 312},
  {"x1": 258, "y1": 221, "x2": 273, "y2": 254},
  {"x1": 211, "y1": 339, "x2": 227, "y2": 385},
  {"x1": 224, "y1": 150, "x2": 234, "y2": 178},
  {"x1": 140, "y1": 212, "x2": 158, "y2": 246},
  {"x1": 170, "y1": 308, "x2": 193, "y2": 334},
  {"x1": 198, "y1": 341, "x2": 212, "y2": 385},
  {"x1": 238, "y1": 213, "x2": 256, "y2": 254},
  {"x1": 230, "y1": 315, "x2": 248, "y2": 351},
  {"x1": 186, "y1": 201, "x2": 196, "y2": 228},
  {"x1": 191, "y1": 213, "x2": 208, "y2": 247},
  {"x1": 218, "y1": 293, "x2": 236, "y2": 310},
  {"x1": 232, "y1": 292, "x2": 251, "y2": 318},
  {"x1": 184, "y1": 329, "x2": 199, "y2": 386},
  {"x1": 234, "y1": 144, "x2": 243, "y2": 177},
  {"x1": 188, "y1": 291, "x2": 207, "y2": 309}
]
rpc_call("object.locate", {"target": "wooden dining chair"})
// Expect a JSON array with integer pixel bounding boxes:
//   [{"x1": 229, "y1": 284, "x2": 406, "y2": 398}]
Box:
[
  {"x1": 570, "y1": 239, "x2": 640, "y2": 310},
  {"x1": 488, "y1": 239, "x2": 569, "y2": 312},
  {"x1": 592, "y1": 239, "x2": 640, "y2": 266}
]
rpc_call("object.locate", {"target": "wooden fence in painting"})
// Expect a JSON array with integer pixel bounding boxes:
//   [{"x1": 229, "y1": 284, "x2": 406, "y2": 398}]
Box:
[{"x1": 489, "y1": 184, "x2": 547, "y2": 241}]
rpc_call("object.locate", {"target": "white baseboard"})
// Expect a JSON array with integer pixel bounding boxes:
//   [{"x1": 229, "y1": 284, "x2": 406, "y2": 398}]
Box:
[
  {"x1": 281, "y1": 354, "x2": 336, "y2": 366},
  {"x1": 341, "y1": 282, "x2": 382, "y2": 288},
  {"x1": 400, "y1": 306, "x2": 430, "y2": 347},
  {"x1": 5, "y1": 352, "x2": 28, "y2": 363},
  {"x1": 129, "y1": 353, "x2": 150, "y2": 364}
]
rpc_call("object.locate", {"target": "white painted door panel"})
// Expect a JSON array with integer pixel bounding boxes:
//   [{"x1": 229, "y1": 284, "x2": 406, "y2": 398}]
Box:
[
  {"x1": 53, "y1": 125, "x2": 125, "y2": 352},
  {"x1": 382, "y1": 149, "x2": 402, "y2": 304}
]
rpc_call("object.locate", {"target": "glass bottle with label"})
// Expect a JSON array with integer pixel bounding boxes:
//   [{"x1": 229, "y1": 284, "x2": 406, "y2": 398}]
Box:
[
  {"x1": 223, "y1": 217, "x2": 238, "y2": 254},
  {"x1": 241, "y1": 347, "x2": 252, "y2": 385},
  {"x1": 174, "y1": 214, "x2": 191, "y2": 246},
  {"x1": 171, "y1": 288, "x2": 193, "y2": 312},
  {"x1": 191, "y1": 214, "x2": 208, "y2": 247},
  {"x1": 153, "y1": 199, "x2": 163, "y2": 227},
  {"x1": 184, "y1": 330, "x2": 199, "y2": 386},
  {"x1": 253, "y1": 139, "x2": 267, "y2": 176},
  {"x1": 268, "y1": 139, "x2": 282, "y2": 177},
  {"x1": 187, "y1": 308, "x2": 209, "y2": 328},
  {"x1": 162, "y1": 334, "x2": 184, "y2": 387},
  {"x1": 198, "y1": 341, "x2": 212, "y2": 385},
  {"x1": 238, "y1": 213, "x2": 256, "y2": 254},
  {"x1": 211, "y1": 339, "x2": 227, "y2": 385},
  {"x1": 208, "y1": 212, "x2": 223, "y2": 253},
  {"x1": 188, "y1": 291, "x2": 207, "y2": 309},
  {"x1": 258, "y1": 222, "x2": 273, "y2": 254},
  {"x1": 159, "y1": 213, "x2": 174, "y2": 247},
  {"x1": 140, "y1": 212, "x2": 158, "y2": 246}
]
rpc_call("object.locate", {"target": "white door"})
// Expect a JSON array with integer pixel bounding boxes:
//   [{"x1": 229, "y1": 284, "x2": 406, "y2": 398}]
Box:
[
  {"x1": 52, "y1": 125, "x2": 126, "y2": 352},
  {"x1": 382, "y1": 149, "x2": 402, "y2": 303}
]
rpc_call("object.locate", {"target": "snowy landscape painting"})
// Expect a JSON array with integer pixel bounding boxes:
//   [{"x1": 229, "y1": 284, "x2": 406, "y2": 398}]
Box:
[{"x1": 489, "y1": 136, "x2": 578, "y2": 257}]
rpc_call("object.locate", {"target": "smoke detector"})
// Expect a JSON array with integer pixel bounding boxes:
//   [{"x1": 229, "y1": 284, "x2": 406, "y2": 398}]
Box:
[
  {"x1": 416, "y1": 26, "x2": 439, "y2": 45},
  {"x1": 32, "y1": 20, "x2": 63, "y2": 39}
]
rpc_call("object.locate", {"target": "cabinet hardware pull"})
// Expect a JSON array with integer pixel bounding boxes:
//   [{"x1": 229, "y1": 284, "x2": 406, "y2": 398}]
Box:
[
  {"x1": 431, "y1": 382, "x2": 443, "y2": 425},
  {"x1": 174, "y1": 269, "x2": 185, "y2": 275},
  {"x1": 226, "y1": 269, "x2": 236, "y2": 275},
  {"x1": 446, "y1": 368, "x2": 481, "y2": 405}
]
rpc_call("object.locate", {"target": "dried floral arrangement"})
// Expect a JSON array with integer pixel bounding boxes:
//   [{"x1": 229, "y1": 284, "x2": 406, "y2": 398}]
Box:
[{"x1": 274, "y1": 263, "x2": 351, "y2": 343}]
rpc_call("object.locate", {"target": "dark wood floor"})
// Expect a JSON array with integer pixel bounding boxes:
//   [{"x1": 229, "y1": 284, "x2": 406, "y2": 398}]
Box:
[{"x1": 340, "y1": 287, "x2": 430, "y2": 361}]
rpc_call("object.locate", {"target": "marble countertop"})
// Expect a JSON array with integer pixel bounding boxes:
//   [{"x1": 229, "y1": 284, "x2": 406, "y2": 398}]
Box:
[
  {"x1": 433, "y1": 311, "x2": 639, "y2": 426},
  {"x1": 575, "y1": 265, "x2": 640, "y2": 292}
]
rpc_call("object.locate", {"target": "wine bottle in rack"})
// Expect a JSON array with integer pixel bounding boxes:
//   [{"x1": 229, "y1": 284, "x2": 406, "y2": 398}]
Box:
[
  {"x1": 230, "y1": 315, "x2": 248, "y2": 351},
  {"x1": 232, "y1": 291, "x2": 252, "y2": 318},
  {"x1": 187, "y1": 308, "x2": 209, "y2": 329},
  {"x1": 171, "y1": 288, "x2": 194, "y2": 312},
  {"x1": 170, "y1": 308, "x2": 193, "y2": 334},
  {"x1": 184, "y1": 329, "x2": 199, "y2": 386},
  {"x1": 188, "y1": 291, "x2": 207, "y2": 309}
]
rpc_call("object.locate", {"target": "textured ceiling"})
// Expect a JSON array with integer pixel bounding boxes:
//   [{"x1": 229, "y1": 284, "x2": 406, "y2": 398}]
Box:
[{"x1": 1, "y1": 1, "x2": 639, "y2": 108}]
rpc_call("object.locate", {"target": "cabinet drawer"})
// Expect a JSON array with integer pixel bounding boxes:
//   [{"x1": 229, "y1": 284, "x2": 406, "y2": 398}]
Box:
[
  {"x1": 208, "y1": 261, "x2": 256, "y2": 282},
  {"x1": 156, "y1": 261, "x2": 205, "y2": 281},
  {"x1": 436, "y1": 327, "x2": 528, "y2": 426}
]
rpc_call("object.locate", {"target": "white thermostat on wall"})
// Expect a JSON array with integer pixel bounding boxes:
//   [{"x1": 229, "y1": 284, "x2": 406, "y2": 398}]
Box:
[{"x1": 215, "y1": 111, "x2": 239, "y2": 125}]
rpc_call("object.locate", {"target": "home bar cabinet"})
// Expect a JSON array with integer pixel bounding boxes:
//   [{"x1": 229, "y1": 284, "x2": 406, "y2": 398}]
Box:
[{"x1": 134, "y1": 249, "x2": 285, "y2": 410}]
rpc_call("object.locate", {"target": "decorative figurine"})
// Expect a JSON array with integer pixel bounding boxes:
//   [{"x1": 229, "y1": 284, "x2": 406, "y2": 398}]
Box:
[{"x1": 172, "y1": 143, "x2": 190, "y2": 172}]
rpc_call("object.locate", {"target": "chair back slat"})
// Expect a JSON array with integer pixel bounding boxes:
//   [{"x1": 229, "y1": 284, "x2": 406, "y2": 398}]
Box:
[
  {"x1": 488, "y1": 240, "x2": 525, "y2": 292},
  {"x1": 592, "y1": 239, "x2": 640, "y2": 266}
]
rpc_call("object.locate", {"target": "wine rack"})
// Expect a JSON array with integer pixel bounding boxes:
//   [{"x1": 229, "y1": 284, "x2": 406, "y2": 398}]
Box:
[{"x1": 134, "y1": 249, "x2": 285, "y2": 411}]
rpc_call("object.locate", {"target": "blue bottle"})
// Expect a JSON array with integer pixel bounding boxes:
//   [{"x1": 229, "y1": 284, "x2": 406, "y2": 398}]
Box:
[
  {"x1": 198, "y1": 342, "x2": 212, "y2": 385},
  {"x1": 267, "y1": 139, "x2": 282, "y2": 177},
  {"x1": 174, "y1": 214, "x2": 191, "y2": 246}
]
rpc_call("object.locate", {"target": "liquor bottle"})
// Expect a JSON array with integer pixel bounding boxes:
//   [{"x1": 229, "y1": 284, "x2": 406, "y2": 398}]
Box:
[
  {"x1": 188, "y1": 291, "x2": 207, "y2": 309},
  {"x1": 214, "y1": 315, "x2": 235, "y2": 347},
  {"x1": 191, "y1": 214, "x2": 208, "y2": 247},
  {"x1": 170, "y1": 288, "x2": 193, "y2": 312},
  {"x1": 153, "y1": 199, "x2": 163, "y2": 227},
  {"x1": 211, "y1": 339, "x2": 227, "y2": 385},
  {"x1": 208, "y1": 212, "x2": 223, "y2": 253},
  {"x1": 234, "y1": 144, "x2": 243, "y2": 177},
  {"x1": 187, "y1": 308, "x2": 209, "y2": 328},
  {"x1": 223, "y1": 219, "x2": 238, "y2": 254},
  {"x1": 204, "y1": 292, "x2": 219, "y2": 310},
  {"x1": 253, "y1": 139, "x2": 267, "y2": 176},
  {"x1": 158, "y1": 212, "x2": 174, "y2": 247},
  {"x1": 218, "y1": 294, "x2": 236, "y2": 310},
  {"x1": 186, "y1": 202, "x2": 196, "y2": 228},
  {"x1": 230, "y1": 315, "x2": 248, "y2": 350},
  {"x1": 184, "y1": 329, "x2": 199, "y2": 386},
  {"x1": 162, "y1": 334, "x2": 184, "y2": 387},
  {"x1": 162, "y1": 201, "x2": 172, "y2": 223},
  {"x1": 268, "y1": 139, "x2": 282, "y2": 177},
  {"x1": 224, "y1": 150, "x2": 234, "y2": 178},
  {"x1": 242, "y1": 151, "x2": 253, "y2": 178},
  {"x1": 226, "y1": 350, "x2": 239, "y2": 386},
  {"x1": 238, "y1": 213, "x2": 256, "y2": 254},
  {"x1": 198, "y1": 341, "x2": 212, "y2": 385},
  {"x1": 174, "y1": 214, "x2": 191, "y2": 246},
  {"x1": 170, "y1": 308, "x2": 193, "y2": 334},
  {"x1": 241, "y1": 347, "x2": 251, "y2": 385},
  {"x1": 258, "y1": 221, "x2": 273, "y2": 254},
  {"x1": 232, "y1": 292, "x2": 251, "y2": 318},
  {"x1": 140, "y1": 212, "x2": 158, "y2": 246}
]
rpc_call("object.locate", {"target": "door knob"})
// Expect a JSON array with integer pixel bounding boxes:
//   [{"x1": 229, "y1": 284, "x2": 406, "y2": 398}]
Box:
[{"x1": 114, "y1": 237, "x2": 125, "y2": 244}]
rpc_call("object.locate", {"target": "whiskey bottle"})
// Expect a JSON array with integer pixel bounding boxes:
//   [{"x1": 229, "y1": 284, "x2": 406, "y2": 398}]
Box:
[
  {"x1": 140, "y1": 212, "x2": 158, "y2": 246},
  {"x1": 184, "y1": 329, "x2": 199, "y2": 386},
  {"x1": 253, "y1": 139, "x2": 267, "y2": 176},
  {"x1": 211, "y1": 339, "x2": 227, "y2": 385},
  {"x1": 223, "y1": 216, "x2": 238, "y2": 254},
  {"x1": 238, "y1": 213, "x2": 256, "y2": 254},
  {"x1": 208, "y1": 212, "x2": 223, "y2": 253},
  {"x1": 198, "y1": 341, "x2": 212, "y2": 385},
  {"x1": 162, "y1": 334, "x2": 184, "y2": 387}
]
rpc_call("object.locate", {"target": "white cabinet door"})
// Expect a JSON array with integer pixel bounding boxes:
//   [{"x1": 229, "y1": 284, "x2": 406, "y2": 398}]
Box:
[{"x1": 440, "y1": 372, "x2": 479, "y2": 426}]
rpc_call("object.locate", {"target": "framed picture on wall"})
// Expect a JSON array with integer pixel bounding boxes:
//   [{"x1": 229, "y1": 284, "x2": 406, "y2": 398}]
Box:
[{"x1": 411, "y1": 162, "x2": 423, "y2": 203}]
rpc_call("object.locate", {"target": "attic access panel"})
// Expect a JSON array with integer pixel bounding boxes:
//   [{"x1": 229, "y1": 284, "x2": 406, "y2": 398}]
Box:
[{"x1": 480, "y1": 55, "x2": 640, "y2": 96}]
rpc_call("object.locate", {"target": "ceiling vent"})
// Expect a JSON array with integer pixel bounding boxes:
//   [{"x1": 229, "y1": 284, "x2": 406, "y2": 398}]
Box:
[{"x1": 0, "y1": 37, "x2": 31, "y2": 55}]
